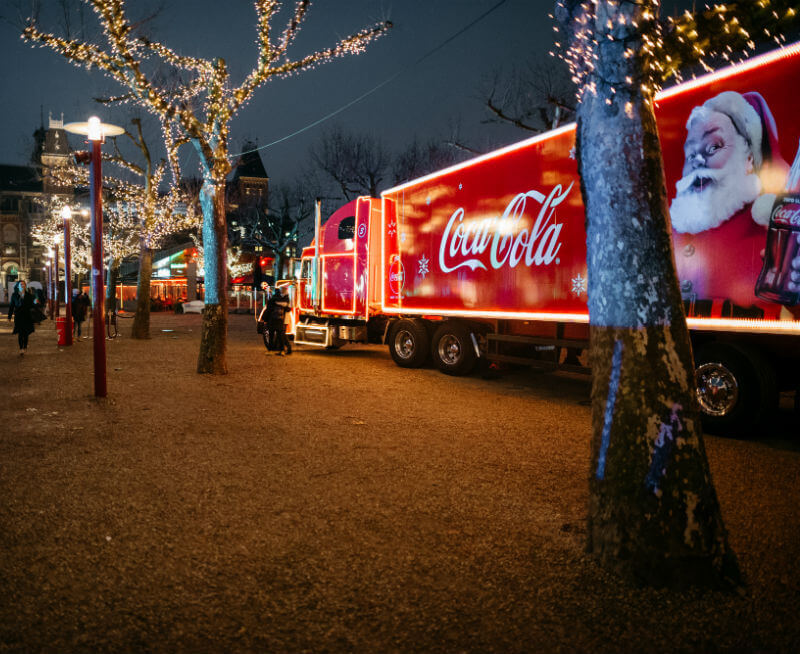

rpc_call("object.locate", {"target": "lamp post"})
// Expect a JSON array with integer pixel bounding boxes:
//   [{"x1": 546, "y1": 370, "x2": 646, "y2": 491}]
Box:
[
  {"x1": 61, "y1": 205, "x2": 73, "y2": 345},
  {"x1": 65, "y1": 116, "x2": 123, "y2": 398},
  {"x1": 53, "y1": 237, "x2": 60, "y2": 323}
]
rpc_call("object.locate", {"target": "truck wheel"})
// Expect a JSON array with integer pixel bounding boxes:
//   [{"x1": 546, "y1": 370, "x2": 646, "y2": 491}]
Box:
[
  {"x1": 431, "y1": 322, "x2": 477, "y2": 376},
  {"x1": 694, "y1": 342, "x2": 777, "y2": 437},
  {"x1": 389, "y1": 319, "x2": 430, "y2": 368}
]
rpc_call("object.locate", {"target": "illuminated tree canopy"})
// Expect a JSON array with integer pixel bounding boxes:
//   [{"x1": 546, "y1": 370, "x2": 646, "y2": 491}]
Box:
[{"x1": 23, "y1": 0, "x2": 391, "y2": 373}]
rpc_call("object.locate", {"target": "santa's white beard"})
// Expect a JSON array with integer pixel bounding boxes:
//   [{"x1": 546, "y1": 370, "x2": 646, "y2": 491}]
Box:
[{"x1": 669, "y1": 158, "x2": 762, "y2": 234}]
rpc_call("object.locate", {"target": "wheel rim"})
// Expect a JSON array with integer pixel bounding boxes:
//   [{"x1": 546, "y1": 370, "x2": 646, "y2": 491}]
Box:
[
  {"x1": 394, "y1": 329, "x2": 416, "y2": 360},
  {"x1": 437, "y1": 334, "x2": 462, "y2": 366},
  {"x1": 696, "y1": 362, "x2": 739, "y2": 417}
]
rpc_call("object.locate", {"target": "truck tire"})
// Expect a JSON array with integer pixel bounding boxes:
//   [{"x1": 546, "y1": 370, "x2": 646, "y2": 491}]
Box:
[
  {"x1": 694, "y1": 342, "x2": 777, "y2": 437},
  {"x1": 431, "y1": 322, "x2": 477, "y2": 376},
  {"x1": 389, "y1": 319, "x2": 430, "y2": 368}
]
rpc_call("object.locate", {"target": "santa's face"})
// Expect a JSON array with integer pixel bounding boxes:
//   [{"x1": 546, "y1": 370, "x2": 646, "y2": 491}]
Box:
[{"x1": 670, "y1": 108, "x2": 762, "y2": 234}]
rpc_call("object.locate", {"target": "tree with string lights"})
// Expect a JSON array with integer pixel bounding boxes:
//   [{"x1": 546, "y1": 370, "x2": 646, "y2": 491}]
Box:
[
  {"x1": 100, "y1": 117, "x2": 198, "y2": 340},
  {"x1": 554, "y1": 0, "x2": 800, "y2": 588},
  {"x1": 23, "y1": 1, "x2": 390, "y2": 373},
  {"x1": 34, "y1": 155, "x2": 196, "y2": 319}
]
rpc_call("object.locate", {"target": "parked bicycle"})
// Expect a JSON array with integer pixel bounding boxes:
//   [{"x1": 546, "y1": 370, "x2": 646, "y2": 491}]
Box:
[{"x1": 105, "y1": 308, "x2": 132, "y2": 339}]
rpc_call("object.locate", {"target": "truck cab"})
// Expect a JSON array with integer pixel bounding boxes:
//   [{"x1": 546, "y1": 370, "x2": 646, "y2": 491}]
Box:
[{"x1": 294, "y1": 197, "x2": 383, "y2": 348}]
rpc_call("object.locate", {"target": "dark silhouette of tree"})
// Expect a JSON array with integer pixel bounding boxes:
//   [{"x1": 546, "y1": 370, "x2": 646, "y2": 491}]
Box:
[
  {"x1": 310, "y1": 126, "x2": 391, "y2": 200},
  {"x1": 393, "y1": 137, "x2": 468, "y2": 185},
  {"x1": 480, "y1": 58, "x2": 576, "y2": 133}
]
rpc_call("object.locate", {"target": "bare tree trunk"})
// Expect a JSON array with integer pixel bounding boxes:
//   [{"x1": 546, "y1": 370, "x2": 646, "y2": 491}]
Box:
[
  {"x1": 131, "y1": 243, "x2": 152, "y2": 339},
  {"x1": 560, "y1": 0, "x2": 741, "y2": 588},
  {"x1": 197, "y1": 179, "x2": 228, "y2": 374}
]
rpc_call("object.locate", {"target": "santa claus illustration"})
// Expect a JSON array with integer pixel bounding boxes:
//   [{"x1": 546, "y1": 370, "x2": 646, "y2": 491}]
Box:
[{"x1": 669, "y1": 90, "x2": 796, "y2": 318}]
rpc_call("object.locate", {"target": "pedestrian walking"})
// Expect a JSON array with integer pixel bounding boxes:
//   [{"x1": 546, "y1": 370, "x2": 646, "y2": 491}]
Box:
[
  {"x1": 72, "y1": 290, "x2": 91, "y2": 338},
  {"x1": 268, "y1": 285, "x2": 292, "y2": 356},
  {"x1": 7, "y1": 280, "x2": 38, "y2": 355}
]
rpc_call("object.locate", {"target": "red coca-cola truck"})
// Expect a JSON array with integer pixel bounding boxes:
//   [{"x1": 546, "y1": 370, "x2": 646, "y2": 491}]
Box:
[{"x1": 288, "y1": 43, "x2": 800, "y2": 435}]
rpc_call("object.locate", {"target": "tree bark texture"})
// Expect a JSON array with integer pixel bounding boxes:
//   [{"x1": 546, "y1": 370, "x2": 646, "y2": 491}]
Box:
[
  {"x1": 561, "y1": 0, "x2": 741, "y2": 588},
  {"x1": 131, "y1": 244, "x2": 153, "y2": 339},
  {"x1": 196, "y1": 179, "x2": 228, "y2": 374}
]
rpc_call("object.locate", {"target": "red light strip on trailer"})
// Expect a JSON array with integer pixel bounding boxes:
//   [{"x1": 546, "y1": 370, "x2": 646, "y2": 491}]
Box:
[
  {"x1": 381, "y1": 307, "x2": 799, "y2": 335},
  {"x1": 655, "y1": 41, "x2": 800, "y2": 103},
  {"x1": 381, "y1": 306, "x2": 591, "y2": 323},
  {"x1": 686, "y1": 317, "x2": 800, "y2": 335}
]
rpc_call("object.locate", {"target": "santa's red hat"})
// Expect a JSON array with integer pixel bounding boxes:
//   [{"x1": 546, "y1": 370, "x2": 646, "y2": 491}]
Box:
[
  {"x1": 703, "y1": 90, "x2": 789, "y2": 194},
  {"x1": 743, "y1": 91, "x2": 790, "y2": 197}
]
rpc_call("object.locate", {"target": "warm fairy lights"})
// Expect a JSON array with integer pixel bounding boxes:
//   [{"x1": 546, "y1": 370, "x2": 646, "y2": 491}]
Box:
[
  {"x1": 23, "y1": 1, "x2": 390, "y2": 302},
  {"x1": 21, "y1": 0, "x2": 390, "y2": 182},
  {"x1": 552, "y1": 0, "x2": 798, "y2": 103},
  {"x1": 39, "y1": 133, "x2": 198, "y2": 262}
]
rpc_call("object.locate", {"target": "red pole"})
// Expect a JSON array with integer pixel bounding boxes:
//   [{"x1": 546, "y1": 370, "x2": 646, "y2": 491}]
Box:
[
  {"x1": 64, "y1": 216, "x2": 73, "y2": 345},
  {"x1": 47, "y1": 255, "x2": 54, "y2": 319},
  {"x1": 54, "y1": 242, "x2": 60, "y2": 321},
  {"x1": 90, "y1": 138, "x2": 107, "y2": 397}
]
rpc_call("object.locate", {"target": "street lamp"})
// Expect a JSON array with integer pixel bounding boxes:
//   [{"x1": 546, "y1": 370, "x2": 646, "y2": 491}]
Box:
[
  {"x1": 61, "y1": 205, "x2": 73, "y2": 346},
  {"x1": 65, "y1": 116, "x2": 123, "y2": 398}
]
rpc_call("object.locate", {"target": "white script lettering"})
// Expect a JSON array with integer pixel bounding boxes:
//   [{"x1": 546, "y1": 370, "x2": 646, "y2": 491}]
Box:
[{"x1": 438, "y1": 184, "x2": 573, "y2": 274}]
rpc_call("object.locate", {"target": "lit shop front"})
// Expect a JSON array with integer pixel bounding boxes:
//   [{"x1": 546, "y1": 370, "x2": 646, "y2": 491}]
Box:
[{"x1": 117, "y1": 246, "x2": 202, "y2": 310}]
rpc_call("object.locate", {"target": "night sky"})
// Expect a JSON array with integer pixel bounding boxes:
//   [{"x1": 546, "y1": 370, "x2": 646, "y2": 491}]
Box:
[{"x1": 1, "y1": 0, "x2": 696, "y2": 190}]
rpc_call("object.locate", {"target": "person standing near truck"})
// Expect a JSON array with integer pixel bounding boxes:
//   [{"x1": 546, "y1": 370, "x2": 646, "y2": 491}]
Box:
[{"x1": 268, "y1": 285, "x2": 292, "y2": 356}]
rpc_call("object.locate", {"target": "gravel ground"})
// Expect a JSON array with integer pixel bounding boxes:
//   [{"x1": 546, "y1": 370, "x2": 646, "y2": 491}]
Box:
[{"x1": 1, "y1": 311, "x2": 798, "y2": 653}]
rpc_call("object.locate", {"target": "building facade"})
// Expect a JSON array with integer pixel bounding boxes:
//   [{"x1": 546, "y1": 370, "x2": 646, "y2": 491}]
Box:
[{"x1": 0, "y1": 115, "x2": 72, "y2": 302}]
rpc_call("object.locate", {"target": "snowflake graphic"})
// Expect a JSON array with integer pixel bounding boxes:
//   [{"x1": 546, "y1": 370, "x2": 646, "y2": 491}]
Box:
[
  {"x1": 387, "y1": 220, "x2": 397, "y2": 237},
  {"x1": 418, "y1": 254, "x2": 430, "y2": 279},
  {"x1": 569, "y1": 146, "x2": 577, "y2": 160},
  {"x1": 571, "y1": 273, "x2": 587, "y2": 296}
]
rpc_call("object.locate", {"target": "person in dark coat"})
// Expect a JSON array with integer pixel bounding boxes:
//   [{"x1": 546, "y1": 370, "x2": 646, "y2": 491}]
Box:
[
  {"x1": 72, "y1": 290, "x2": 91, "y2": 338},
  {"x1": 7, "y1": 280, "x2": 37, "y2": 355},
  {"x1": 268, "y1": 285, "x2": 292, "y2": 356}
]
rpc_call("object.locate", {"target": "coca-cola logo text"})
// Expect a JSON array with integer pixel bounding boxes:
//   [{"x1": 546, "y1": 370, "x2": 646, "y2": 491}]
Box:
[
  {"x1": 388, "y1": 255, "x2": 404, "y2": 295},
  {"x1": 438, "y1": 184, "x2": 573, "y2": 274},
  {"x1": 771, "y1": 200, "x2": 800, "y2": 228}
]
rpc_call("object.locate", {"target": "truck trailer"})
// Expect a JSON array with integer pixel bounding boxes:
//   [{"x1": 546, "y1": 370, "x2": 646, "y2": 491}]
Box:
[{"x1": 289, "y1": 43, "x2": 800, "y2": 435}]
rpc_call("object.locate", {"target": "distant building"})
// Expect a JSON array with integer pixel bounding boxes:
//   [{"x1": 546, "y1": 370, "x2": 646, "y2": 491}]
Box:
[{"x1": 0, "y1": 114, "x2": 73, "y2": 301}]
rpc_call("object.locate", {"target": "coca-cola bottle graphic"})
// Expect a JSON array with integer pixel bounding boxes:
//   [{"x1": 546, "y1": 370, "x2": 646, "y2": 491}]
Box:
[{"x1": 755, "y1": 142, "x2": 800, "y2": 306}]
